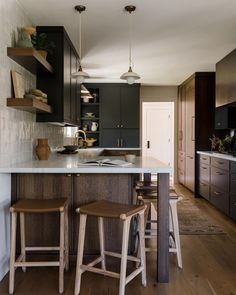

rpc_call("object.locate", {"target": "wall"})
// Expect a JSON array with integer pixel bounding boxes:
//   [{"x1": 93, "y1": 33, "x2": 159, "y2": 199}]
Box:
[
  {"x1": 0, "y1": 0, "x2": 64, "y2": 281},
  {"x1": 140, "y1": 86, "x2": 178, "y2": 182}
]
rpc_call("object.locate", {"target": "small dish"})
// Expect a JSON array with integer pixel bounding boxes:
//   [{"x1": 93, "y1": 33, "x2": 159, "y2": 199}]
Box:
[{"x1": 85, "y1": 112, "x2": 94, "y2": 117}]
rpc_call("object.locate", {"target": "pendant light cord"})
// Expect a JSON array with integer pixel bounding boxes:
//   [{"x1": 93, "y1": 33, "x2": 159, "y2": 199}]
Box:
[
  {"x1": 79, "y1": 11, "x2": 82, "y2": 66},
  {"x1": 129, "y1": 11, "x2": 132, "y2": 68}
]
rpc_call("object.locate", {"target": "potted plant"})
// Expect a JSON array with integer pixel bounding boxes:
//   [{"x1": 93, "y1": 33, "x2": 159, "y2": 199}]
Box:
[{"x1": 32, "y1": 32, "x2": 55, "y2": 59}]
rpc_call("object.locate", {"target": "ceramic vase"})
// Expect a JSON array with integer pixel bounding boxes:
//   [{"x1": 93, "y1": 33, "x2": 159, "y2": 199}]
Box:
[{"x1": 35, "y1": 138, "x2": 51, "y2": 160}]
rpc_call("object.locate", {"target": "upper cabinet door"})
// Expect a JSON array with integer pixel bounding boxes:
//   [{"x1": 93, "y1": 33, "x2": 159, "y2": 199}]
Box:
[
  {"x1": 100, "y1": 86, "x2": 120, "y2": 128},
  {"x1": 216, "y1": 49, "x2": 236, "y2": 107},
  {"x1": 185, "y1": 79, "x2": 195, "y2": 156},
  {"x1": 120, "y1": 86, "x2": 140, "y2": 128}
]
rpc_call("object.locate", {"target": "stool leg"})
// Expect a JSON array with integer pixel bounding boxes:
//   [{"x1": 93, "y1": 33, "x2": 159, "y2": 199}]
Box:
[
  {"x1": 65, "y1": 205, "x2": 69, "y2": 271},
  {"x1": 59, "y1": 211, "x2": 65, "y2": 294},
  {"x1": 75, "y1": 214, "x2": 87, "y2": 295},
  {"x1": 139, "y1": 211, "x2": 147, "y2": 287},
  {"x1": 98, "y1": 217, "x2": 106, "y2": 270},
  {"x1": 119, "y1": 217, "x2": 131, "y2": 295},
  {"x1": 170, "y1": 201, "x2": 182, "y2": 269},
  {"x1": 9, "y1": 212, "x2": 17, "y2": 295},
  {"x1": 20, "y1": 213, "x2": 26, "y2": 272}
]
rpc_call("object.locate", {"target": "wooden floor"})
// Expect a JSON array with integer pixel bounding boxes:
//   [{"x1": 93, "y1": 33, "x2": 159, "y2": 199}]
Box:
[{"x1": 0, "y1": 185, "x2": 236, "y2": 295}]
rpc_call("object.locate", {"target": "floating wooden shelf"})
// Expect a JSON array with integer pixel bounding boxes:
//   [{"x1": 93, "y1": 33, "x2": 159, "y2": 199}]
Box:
[
  {"x1": 81, "y1": 117, "x2": 100, "y2": 120},
  {"x1": 81, "y1": 103, "x2": 99, "y2": 106},
  {"x1": 7, "y1": 98, "x2": 52, "y2": 113},
  {"x1": 7, "y1": 48, "x2": 53, "y2": 75}
]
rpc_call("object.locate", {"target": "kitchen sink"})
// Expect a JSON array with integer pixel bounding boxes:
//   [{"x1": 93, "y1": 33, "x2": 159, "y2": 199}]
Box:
[{"x1": 77, "y1": 148, "x2": 104, "y2": 159}]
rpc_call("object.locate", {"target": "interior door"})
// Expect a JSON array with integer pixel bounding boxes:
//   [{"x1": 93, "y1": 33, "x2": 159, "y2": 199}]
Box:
[{"x1": 142, "y1": 102, "x2": 174, "y2": 171}]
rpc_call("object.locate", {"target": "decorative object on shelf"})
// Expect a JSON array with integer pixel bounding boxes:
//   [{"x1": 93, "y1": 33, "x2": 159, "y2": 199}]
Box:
[
  {"x1": 85, "y1": 112, "x2": 94, "y2": 117},
  {"x1": 81, "y1": 84, "x2": 90, "y2": 94},
  {"x1": 16, "y1": 27, "x2": 33, "y2": 48},
  {"x1": 82, "y1": 94, "x2": 93, "y2": 103},
  {"x1": 82, "y1": 124, "x2": 88, "y2": 131},
  {"x1": 92, "y1": 92, "x2": 98, "y2": 103},
  {"x1": 24, "y1": 88, "x2": 48, "y2": 104},
  {"x1": 31, "y1": 32, "x2": 55, "y2": 59},
  {"x1": 72, "y1": 5, "x2": 89, "y2": 83},
  {"x1": 120, "y1": 5, "x2": 140, "y2": 84},
  {"x1": 35, "y1": 138, "x2": 51, "y2": 160},
  {"x1": 11, "y1": 70, "x2": 24, "y2": 98},
  {"x1": 86, "y1": 137, "x2": 97, "y2": 147},
  {"x1": 91, "y1": 122, "x2": 98, "y2": 131}
]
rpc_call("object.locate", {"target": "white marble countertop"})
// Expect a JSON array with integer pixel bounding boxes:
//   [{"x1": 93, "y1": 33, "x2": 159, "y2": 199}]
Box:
[
  {"x1": 0, "y1": 154, "x2": 171, "y2": 174},
  {"x1": 197, "y1": 151, "x2": 236, "y2": 161}
]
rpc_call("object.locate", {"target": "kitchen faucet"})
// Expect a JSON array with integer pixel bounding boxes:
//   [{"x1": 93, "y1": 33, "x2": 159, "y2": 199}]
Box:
[{"x1": 74, "y1": 130, "x2": 87, "y2": 148}]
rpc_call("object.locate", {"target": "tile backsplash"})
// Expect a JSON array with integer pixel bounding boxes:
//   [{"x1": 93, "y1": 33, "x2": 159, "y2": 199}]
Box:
[{"x1": 0, "y1": 0, "x2": 64, "y2": 166}]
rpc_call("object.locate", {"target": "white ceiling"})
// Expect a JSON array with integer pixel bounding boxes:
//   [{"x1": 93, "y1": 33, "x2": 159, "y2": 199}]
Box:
[{"x1": 19, "y1": 0, "x2": 236, "y2": 85}]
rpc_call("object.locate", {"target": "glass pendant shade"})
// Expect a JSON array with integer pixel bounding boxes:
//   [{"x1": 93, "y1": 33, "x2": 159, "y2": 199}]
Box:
[
  {"x1": 120, "y1": 66, "x2": 140, "y2": 84},
  {"x1": 72, "y1": 65, "x2": 89, "y2": 83}
]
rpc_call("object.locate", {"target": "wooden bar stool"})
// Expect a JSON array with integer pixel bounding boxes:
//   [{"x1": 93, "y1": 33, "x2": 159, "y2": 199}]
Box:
[
  {"x1": 136, "y1": 190, "x2": 183, "y2": 269},
  {"x1": 74, "y1": 200, "x2": 146, "y2": 295},
  {"x1": 9, "y1": 198, "x2": 69, "y2": 294}
]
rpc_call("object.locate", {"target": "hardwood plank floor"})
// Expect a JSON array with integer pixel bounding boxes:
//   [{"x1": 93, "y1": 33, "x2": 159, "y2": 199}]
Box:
[{"x1": 0, "y1": 185, "x2": 235, "y2": 295}]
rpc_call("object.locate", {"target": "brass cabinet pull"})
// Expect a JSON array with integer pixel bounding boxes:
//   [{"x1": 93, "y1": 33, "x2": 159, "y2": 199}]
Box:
[
  {"x1": 201, "y1": 167, "x2": 207, "y2": 170},
  {"x1": 215, "y1": 171, "x2": 224, "y2": 175},
  {"x1": 117, "y1": 124, "x2": 120, "y2": 128},
  {"x1": 216, "y1": 161, "x2": 224, "y2": 165},
  {"x1": 200, "y1": 183, "x2": 206, "y2": 187},
  {"x1": 76, "y1": 174, "x2": 80, "y2": 177},
  {"x1": 202, "y1": 157, "x2": 207, "y2": 160},
  {"x1": 117, "y1": 138, "x2": 120, "y2": 147},
  {"x1": 120, "y1": 124, "x2": 123, "y2": 128},
  {"x1": 67, "y1": 174, "x2": 71, "y2": 177},
  {"x1": 120, "y1": 138, "x2": 123, "y2": 147}
]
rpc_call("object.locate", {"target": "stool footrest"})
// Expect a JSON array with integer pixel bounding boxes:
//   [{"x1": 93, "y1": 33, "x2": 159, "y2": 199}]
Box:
[
  {"x1": 81, "y1": 265, "x2": 120, "y2": 279},
  {"x1": 104, "y1": 251, "x2": 140, "y2": 263},
  {"x1": 25, "y1": 246, "x2": 60, "y2": 251},
  {"x1": 15, "y1": 261, "x2": 59, "y2": 267},
  {"x1": 126, "y1": 266, "x2": 144, "y2": 284}
]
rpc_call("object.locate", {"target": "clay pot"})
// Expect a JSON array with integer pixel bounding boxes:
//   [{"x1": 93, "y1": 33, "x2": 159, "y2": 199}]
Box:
[{"x1": 35, "y1": 138, "x2": 51, "y2": 160}]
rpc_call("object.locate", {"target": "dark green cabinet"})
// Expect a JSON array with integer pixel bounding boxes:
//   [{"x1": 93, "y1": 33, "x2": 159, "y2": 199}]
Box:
[
  {"x1": 37, "y1": 26, "x2": 80, "y2": 126},
  {"x1": 84, "y1": 83, "x2": 140, "y2": 148}
]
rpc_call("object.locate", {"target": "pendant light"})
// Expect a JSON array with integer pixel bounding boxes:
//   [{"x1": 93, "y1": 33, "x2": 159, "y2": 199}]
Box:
[
  {"x1": 72, "y1": 5, "x2": 89, "y2": 83},
  {"x1": 120, "y1": 5, "x2": 140, "y2": 84}
]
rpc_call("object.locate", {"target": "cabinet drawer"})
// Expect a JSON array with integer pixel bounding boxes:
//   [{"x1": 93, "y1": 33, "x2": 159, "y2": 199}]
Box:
[
  {"x1": 198, "y1": 181, "x2": 210, "y2": 200},
  {"x1": 211, "y1": 157, "x2": 229, "y2": 171},
  {"x1": 230, "y1": 173, "x2": 236, "y2": 194},
  {"x1": 199, "y1": 163, "x2": 210, "y2": 184},
  {"x1": 210, "y1": 186, "x2": 229, "y2": 215},
  {"x1": 230, "y1": 194, "x2": 236, "y2": 221},
  {"x1": 231, "y1": 161, "x2": 236, "y2": 173},
  {"x1": 199, "y1": 155, "x2": 210, "y2": 165},
  {"x1": 211, "y1": 167, "x2": 229, "y2": 192}
]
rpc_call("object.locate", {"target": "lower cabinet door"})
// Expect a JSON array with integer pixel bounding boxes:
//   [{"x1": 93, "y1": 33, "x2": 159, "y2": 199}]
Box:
[
  {"x1": 210, "y1": 185, "x2": 229, "y2": 215},
  {"x1": 198, "y1": 181, "x2": 210, "y2": 200},
  {"x1": 100, "y1": 129, "x2": 120, "y2": 147},
  {"x1": 178, "y1": 169, "x2": 185, "y2": 185},
  {"x1": 230, "y1": 194, "x2": 236, "y2": 221},
  {"x1": 120, "y1": 129, "x2": 139, "y2": 147},
  {"x1": 185, "y1": 155, "x2": 195, "y2": 192}
]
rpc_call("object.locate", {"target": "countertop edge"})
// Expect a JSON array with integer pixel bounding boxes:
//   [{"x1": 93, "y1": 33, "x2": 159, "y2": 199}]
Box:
[{"x1": 197, "y1": 151, "x2": 236, "y2": 161}]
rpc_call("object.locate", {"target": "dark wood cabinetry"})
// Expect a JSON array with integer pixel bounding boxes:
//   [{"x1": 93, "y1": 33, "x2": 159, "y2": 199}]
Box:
[
  {"x1": 197, "y1": 154, "x2": 236, "y2": 220},
  {"x1": 178, "y1": 73, "x2": 215, "y2": 192},
  {"x1": 12, "y1": 173, "x2": 133, "y2": 254},
  {"x1": 84, "y1": 83, "x2": 140, "y2": 148},
  {"x1": 216, "y1": 48, "x2": 236, "y2": 108},
  {"x1": 36, "y1": 26, "x2": 80, "y2": 126}
]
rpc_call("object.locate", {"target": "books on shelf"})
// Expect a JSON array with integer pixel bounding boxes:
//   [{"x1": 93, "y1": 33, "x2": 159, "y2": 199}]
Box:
[{"x1": 78, "y1": 158, "x2": 132, "y2": 167}]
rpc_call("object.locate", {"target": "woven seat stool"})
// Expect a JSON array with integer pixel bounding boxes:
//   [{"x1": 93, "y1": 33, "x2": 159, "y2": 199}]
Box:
[
  {"x1": 9, "y1": 198, "x2": 69, "y2": 294},
  {"x1": 74, "y1": 200, "x2": 146, "y2": 295}
]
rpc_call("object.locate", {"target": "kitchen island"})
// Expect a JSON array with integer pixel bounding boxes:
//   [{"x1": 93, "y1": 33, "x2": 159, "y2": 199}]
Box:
[{"x1": 0, "y1": 154, "x2": 171, "y2": 283}]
